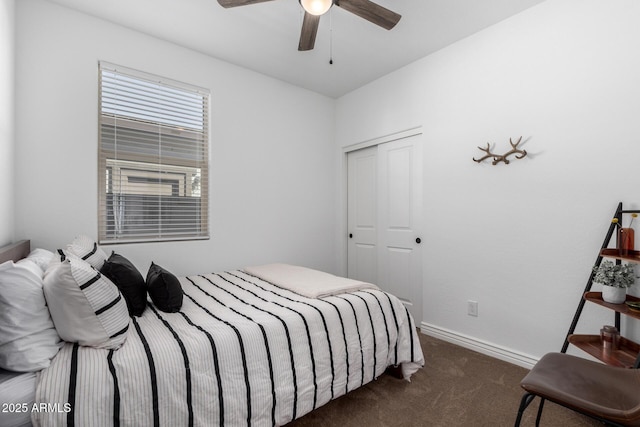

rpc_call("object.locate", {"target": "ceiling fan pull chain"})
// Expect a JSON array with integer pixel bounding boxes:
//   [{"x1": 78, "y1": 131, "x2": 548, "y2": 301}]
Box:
[{"x1": 329, "y1": 8, "x2": 334, "y2": 65}]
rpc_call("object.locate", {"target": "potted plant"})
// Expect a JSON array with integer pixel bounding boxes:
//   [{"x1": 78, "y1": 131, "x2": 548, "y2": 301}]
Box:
[{"x1": 592, "y1": 261, "x2": 636, "y2": 304}]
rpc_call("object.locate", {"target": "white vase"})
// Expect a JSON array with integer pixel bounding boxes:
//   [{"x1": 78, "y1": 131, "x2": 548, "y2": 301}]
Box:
[{"x1": 602, "y1": 285, "x2": 627, "y2": 304}]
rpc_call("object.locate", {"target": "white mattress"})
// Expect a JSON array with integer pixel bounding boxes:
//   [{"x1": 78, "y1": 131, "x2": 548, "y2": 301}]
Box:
[{"x1": 0, "y1": 369, "x2": 36, "y2": 427}]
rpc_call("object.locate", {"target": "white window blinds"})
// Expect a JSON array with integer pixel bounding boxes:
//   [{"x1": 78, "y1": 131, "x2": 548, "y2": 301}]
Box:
[{"x1": 98, "y1": 62, "x2": 209, "y2": 244}]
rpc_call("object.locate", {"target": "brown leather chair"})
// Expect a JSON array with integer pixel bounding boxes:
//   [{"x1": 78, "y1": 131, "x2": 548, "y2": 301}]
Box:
[{"x1": 514, "y1": 352, "x2": 640, "y2": 426}]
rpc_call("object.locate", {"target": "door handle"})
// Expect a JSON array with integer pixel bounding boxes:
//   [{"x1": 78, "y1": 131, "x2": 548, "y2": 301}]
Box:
[
  {"x1": 349, "y1": 233, "x2": 353, "y2": 239},
  {"x1": 415, "y1": 237, "x2": 421, "y2": 244}
]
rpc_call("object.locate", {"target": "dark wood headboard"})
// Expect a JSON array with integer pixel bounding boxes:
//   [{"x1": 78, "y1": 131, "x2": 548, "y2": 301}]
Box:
[{"x1": 0, "y1": 240, "x2": 31, "y2": 264}]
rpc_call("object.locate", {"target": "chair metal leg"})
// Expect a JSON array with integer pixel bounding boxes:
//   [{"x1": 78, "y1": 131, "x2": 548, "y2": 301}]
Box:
[
  {"x1": 514, "y1": 392, "x2": 537, "y2": 427},
  {"x1": 535, "y1": 398, "x2": 545, "y2": 427}
]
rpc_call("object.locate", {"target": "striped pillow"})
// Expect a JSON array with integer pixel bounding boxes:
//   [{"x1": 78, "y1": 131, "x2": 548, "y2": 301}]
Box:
[
  {"x1": 66, "y1": 235, "x2": 108, "y2": 270},
  {"x1": 43, "y1": 257, "x2": 129, "y2": 349}
]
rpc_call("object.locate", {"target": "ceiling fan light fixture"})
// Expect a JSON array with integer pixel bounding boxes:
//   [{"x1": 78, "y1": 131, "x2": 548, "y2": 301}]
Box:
[{"x1": 300, "y1": 0, "x2": 333, "y2": 16}]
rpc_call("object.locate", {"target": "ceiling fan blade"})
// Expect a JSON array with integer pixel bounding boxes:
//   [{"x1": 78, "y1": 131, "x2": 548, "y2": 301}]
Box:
[
  {"x1": 298, "y1": 12, "x2": 321, "y2": 51},
  {"x1": 217, "y1": 0, "x2": 277, "y2": 8},
  {"x1": 336, "y1": 0, "x2": 401, "y2": 30}
]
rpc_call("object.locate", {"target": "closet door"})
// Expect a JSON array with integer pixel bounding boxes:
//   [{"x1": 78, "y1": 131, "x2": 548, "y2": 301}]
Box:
[
  {"x1": 347, "y1": 134, "x2": 423, "y2": 323},
  {"x1": 347, "y1": 146, "x2": 378, "y2": 285},
  {"x1": 377, "y1": 135, "x2": 423, "y2": 324}
]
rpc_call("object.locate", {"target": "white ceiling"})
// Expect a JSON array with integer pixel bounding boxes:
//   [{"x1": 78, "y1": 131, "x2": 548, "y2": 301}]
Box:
[{"x1": 45, "y1": 0, "x2": 546, "y2": 98}]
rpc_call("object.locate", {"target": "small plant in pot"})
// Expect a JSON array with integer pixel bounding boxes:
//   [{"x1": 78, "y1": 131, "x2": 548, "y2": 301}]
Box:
[{"x1": 592, "y1": 261, "x2": 636, "y2": 304}]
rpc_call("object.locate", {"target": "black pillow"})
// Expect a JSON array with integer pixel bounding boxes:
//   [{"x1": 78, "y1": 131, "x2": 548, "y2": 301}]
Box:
[
  {"x1": 146, "y1": 262, "x2": 183, "y2": 313},
  {"x1": 100, "y1": 252, "x2": 148, "y2": 317}
]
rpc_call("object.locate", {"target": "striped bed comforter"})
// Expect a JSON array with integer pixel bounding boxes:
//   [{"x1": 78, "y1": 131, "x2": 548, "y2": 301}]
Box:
[{"x1": 33, "y1": 270, "x2": 424, "y2": 427}]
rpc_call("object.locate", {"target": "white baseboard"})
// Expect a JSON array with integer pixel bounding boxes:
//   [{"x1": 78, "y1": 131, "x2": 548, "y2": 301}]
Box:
[{"x1": 420, "y1": 322, "x2": 538, "y2": 370}]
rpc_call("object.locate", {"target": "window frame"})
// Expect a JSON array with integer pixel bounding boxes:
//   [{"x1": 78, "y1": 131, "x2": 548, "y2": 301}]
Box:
[{"x1": 97, "y1": 62, "x2": 210, "y2": 244}]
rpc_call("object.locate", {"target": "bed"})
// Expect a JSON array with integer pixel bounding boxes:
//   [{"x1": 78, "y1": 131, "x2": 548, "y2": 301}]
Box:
[{"x1": 0, "y1": 239, "x2": 424, "y2": 427}]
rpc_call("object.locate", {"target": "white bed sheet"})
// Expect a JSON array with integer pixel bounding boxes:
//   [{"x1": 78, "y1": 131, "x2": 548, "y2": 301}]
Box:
[{"x1": 0, "y1": 369, "x2": 36, "y2": 427}]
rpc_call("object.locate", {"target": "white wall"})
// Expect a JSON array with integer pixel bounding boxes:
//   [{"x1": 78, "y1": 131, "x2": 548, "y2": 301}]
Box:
[
  {"x1": 336, "y1": 0, "x2": 640, "y2": 362},
  {"x1": 14, "y1": 0, "x2": 337, "y2": 276},
  {"x1": 0, "y1": 0, "x2": 15, "y2": 246}
]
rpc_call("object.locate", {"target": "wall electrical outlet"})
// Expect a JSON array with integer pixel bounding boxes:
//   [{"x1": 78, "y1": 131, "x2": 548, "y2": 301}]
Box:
[{"x1": 467, "y1": 300, "x2": 478, "y2": 317}]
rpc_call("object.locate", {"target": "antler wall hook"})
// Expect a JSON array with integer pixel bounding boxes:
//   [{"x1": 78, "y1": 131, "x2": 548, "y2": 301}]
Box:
[{"x1": 473, "y1": 136, "x2": 527, "y2": 165}]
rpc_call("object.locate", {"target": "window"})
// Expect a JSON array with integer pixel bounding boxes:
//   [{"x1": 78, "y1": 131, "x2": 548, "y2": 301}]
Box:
[{"x1": 98, "y1": 62, "x2": 209, "y2": 244}]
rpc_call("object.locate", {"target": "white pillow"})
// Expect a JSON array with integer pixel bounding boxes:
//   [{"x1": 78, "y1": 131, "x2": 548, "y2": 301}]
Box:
[
  {"x1": 65, "y1": 235, "x2": 108, "y2": 270},
  {"x1": 43, "y1": 257, "x2": 129, "y2": 349},
  {"x1": 0, "y1": 259, "x2": 63, "y2": 372},
  {"x1": 26, "y1": 248, "x2": 55, "y2": 274}
]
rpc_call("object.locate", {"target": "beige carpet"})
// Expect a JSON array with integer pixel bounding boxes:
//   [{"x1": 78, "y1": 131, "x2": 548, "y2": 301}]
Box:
[{"x1": 288, "y1": 333, "x2": 600, "y2": 426}]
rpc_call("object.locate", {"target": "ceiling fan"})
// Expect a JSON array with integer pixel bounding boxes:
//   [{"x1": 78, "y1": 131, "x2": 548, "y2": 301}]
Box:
[{"x1": 217, "y1": 0, "x2": 402, "y2": 51}]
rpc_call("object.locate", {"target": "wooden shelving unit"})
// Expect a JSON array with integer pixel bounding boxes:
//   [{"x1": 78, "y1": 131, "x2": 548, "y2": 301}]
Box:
[
  {"x1": 562, "y1": 203, "x2": 640, "y2": 368},
  {"x1": 600, "y1": 248, "x2": 640, "y2": 263},
  {"x1": 568, "y1": 293, "x2": 640, "y2": 368},
  {"x1": 584, "y1": 292, "x2": 640, "y2": 319},
  {"x1": 567, "y1": 335, "x2": 640, "y2": 368}
]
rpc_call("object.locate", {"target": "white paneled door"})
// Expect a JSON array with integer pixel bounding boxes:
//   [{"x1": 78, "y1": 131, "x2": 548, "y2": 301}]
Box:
[
  {"x1": 347, "y1": 146, "x2": 379, "y2": 285},
  {"x1": 347, "y1": 134, "x2": 423, "y2": 323}
]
